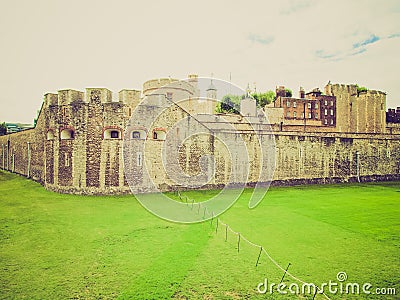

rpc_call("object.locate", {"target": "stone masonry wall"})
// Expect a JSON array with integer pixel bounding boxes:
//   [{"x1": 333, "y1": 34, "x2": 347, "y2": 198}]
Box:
[
  {"x1": 0, "y1": 83, "x2": 399, "y2": 195},
  {"x1": 328, "y1": 84, "x2": 386, "y2": 133}
]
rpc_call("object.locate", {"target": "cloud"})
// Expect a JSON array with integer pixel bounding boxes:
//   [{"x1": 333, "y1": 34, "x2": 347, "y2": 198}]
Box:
[
  {"x1": 353, "y1": 34, "x2": 380, "y2": 49},
  {"x1": 247, "y1": 34, "x2": 274, "y2": 45},
  {"x1": 280, "y1": 0, "x2": 313, "y2": 15},
  {"x1": 350, "y1": 48, "x2": 367, "y2": 56},
  {"x1": 315, "y1": 50, "x2": 339, "y2": 60},
  {"x1": 388, "y1": 33, "x2": 400, "y2": 39},
  {"x1": 1, "y1": 0, "x2": 400, "y2": 122},
  {"x1": 315, "y1": 32, "x2": 391, "y2": 61}
]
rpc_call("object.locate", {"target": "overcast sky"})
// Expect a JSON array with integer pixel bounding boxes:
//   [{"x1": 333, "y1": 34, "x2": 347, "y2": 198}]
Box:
[{"x1": 0, "y1": 0, "x2": 399, "y2": 123}]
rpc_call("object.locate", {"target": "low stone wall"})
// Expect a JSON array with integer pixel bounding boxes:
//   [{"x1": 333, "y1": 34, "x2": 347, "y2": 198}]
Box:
[{"x1": 1, "y1": 125, "x2": 399, "y2": 195}]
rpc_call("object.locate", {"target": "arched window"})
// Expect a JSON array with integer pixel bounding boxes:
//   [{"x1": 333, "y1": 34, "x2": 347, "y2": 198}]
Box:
[
  {"x1": 60, "y1": 128, "x2": 74, "y2": 140},
  {"x1": 131, "y1": 130, "x2": 146, "y2": 139},
  {"x1": 153, "y1": 129, "x2": 166, "y2": 140},
  {"x1": 47, "y1": 130, "x2": 55, "y2": 140},
  {"x1": 103, "y1": 128, "x2": 122, "y2": 139}
]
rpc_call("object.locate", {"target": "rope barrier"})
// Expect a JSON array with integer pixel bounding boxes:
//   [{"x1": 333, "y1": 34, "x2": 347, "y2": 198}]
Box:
[{"x1": 181, "y1": 194, "x2": 331, "y2": 300}]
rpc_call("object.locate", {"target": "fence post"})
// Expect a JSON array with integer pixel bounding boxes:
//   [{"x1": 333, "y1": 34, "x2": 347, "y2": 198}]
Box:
[
  {"x1": 279, "y1": 263, "x2": 291, "y2": 284},
  {"x1": 255, "y1": 246, "x2": 263, "y2": 267},
  {"x1": 237, "y1": 233, "x2": 241, "y2": 253},
  {"x1": 2, "y1": 144, "x2": 4, "y2": 170},
  {"x1": 27, "y1": 142, "x2": 31, "y2": 178}
]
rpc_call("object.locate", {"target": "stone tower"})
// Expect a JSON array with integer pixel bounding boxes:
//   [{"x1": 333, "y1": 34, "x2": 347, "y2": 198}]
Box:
[
  {"x1": 325, "y1": 82, "x2": 386, "y2": 133},
  {"x1": 240, "y1": 83, "x2": 257, "y2": 117},
  {"x1": 206, "y1": 79, "x2": 217, "y2": 100},
  {"x1": 206, "y1": 78, "x2": 218, "y2": 114}
]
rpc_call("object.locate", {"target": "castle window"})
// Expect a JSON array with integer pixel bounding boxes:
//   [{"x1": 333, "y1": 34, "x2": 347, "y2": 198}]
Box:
[
  {"x1": 293, "y1": 111, "x2": 297, "y2": 118},
  {"x1": 315, "y1": 103, "x2": 319, "y2": 109},
  {"x1": 131, "y1": 130, "x2": 146, "y2": 139},
  {"x1": 308, "y1": 112, "x2": 312, "y2": 119},
  {"x1": 60, "y1": 128, "x2": 74, "y2": 140},
  {"x1": 301, "y1": 112, "x2": 304, "y2": 119},
  {"x1": 65, "y1": 153, "x2": 70, "y2": 167},
  {"x1": 324, "y1": 109, "x2": 328, "y2": 116},
  {"x1": 137, "y1": 152, "x2": 143, "y2": 167},
  {"x1": 324, "y1": 100, "x2": 328, "y2": 106},
  {"x1": 330, "y1": 100, "x2": 334, "y2": 106},
  {"x1": 308, "y1": 103, "x2": 311, "y2": 109},
  {"x1": 330, "y1": 119, "x2": 334, "y2": 125},
  {"x1": 330, "y1": 109, "x2": 334, "y2": 116},
  {"x1": 324, "y1": 119, "x2": 328, "y2": 125},
  {"x1": 62, "y1": 107, "x2": 67, "y2": 117},
  {"x1": 315, "y1": 112, "x2": 319, "y2": 119},
  {"x1": 47, "y1": 130, "x2": 55, "y2": 141},
  {"x1": 293, "y1": 101, "x2": 297, "y2": 108},
  {"x1": 286, "y1": 100, "x2": 290, "y2": 107},
  {"x1": 111, "y1": 131, "x2": 119, "y2": 138},
  {"x1": 153, "y1": 129, "x2": 166, "y2": 140},
  {"x1": 103, "y1": 128, "x2": 122, "y2": 140}
]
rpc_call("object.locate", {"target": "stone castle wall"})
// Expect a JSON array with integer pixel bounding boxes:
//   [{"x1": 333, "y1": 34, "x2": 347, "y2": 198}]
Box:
[
  {"x1": 2, "y1": 121, "x2": 399, "y2": 195},
  {"x1": 387, "y1": 123, "x2": 400, "y2": 135},
  {"x1": 0, "y1": 80, "x2": 399, "y2": 195},
  {"x1": 327, "y1": 84, "x2": 386, "y2": 133},
  {"x1": 122, "y1": 98, "x2": 399, "y2": 193}
]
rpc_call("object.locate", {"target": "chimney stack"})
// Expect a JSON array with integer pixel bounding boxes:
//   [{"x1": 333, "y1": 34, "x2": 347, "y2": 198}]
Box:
[{"x1": 299, "y1": 87, "x2": 305, "y2": 99}]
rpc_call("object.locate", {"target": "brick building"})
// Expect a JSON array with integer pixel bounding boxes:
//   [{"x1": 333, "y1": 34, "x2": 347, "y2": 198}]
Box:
[
  {"x1": 0, "y1": 76, "x2": 398, "y2": 195},
  {"x1": 274, "y1": 86, "x2": 336, "y2": 127},
  {"x1": 387, "y1": 107, "x2": 400, "y2": 123}
]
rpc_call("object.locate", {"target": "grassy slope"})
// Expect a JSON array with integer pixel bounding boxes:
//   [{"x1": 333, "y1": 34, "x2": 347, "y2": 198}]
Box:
[{"x1": 0, "y1": 171, "x2": 399, "y2": 299}]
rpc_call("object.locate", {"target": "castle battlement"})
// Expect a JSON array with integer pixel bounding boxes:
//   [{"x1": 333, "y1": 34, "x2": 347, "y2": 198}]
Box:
[
  {"x1": 58, "y1": 89, "x2": 84, "y2": 105},
  {"x1": 142, "y1": 77, "x2": 198, "y2": 97},
  {"x1": 358, "y1": 89, "x2": 387, "y2": 97},
  {"x1": 328, "y1": 83, "x2": 358, "y2": 96},
  {"x1": 86, "y1": 88, "x2": 112, "y2": 103},
  {"x1": 118, "y1": 89, "x2": 141, "y2": 107},
  {"x1": 0, "y1": 76, "x2": 398, "y2": 196},
  {"x1": 143, "y1": 78, "x2": 178, "y2": 95},
  {"x1": 44, "y1": 93, "x2": 58, "y2": 107},
  {"x1": 327, "y1": 83, "x2": 386, "y2": 133},
  {"x1": 328, "y1": 83, "x2": 386, "y2": 98},
  {"x1": 44, "y1": 88, "x2": 143, "y2": 107}
]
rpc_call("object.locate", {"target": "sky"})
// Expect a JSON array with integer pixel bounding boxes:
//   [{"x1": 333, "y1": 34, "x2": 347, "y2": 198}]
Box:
[{"x1": 0, "y1": 0, "x2": 399, "y2": 123}]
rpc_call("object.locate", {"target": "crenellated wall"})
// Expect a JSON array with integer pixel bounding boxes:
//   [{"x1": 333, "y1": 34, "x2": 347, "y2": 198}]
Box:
[
  {"x1": 327, "y1": 83, "x2": 386, "y2": 133},
  {"x1": 0, "y1": 81, "x2": 399, "y2": 195}
]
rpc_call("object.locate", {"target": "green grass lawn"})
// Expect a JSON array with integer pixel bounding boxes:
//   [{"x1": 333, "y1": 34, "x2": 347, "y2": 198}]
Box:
[{"x1": 0, "y1": 171, "x2": 399, "y2": 299}]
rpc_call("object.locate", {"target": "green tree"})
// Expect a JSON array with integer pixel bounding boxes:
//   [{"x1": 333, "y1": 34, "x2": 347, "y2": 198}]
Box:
[
  {"x1": 216, "y1": 94, "x2": 241, "y2": 114},
  {"x1": 356, "y1": 84, "x2": 368, "y2": 94},
  {"x1": 0, "y1": 122, "x2": 7, "y2": 136},
  {"x1": 251, "y1": 90, "x2": 275, "y2": 108}
]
